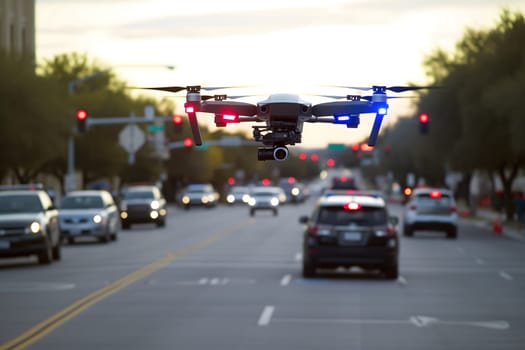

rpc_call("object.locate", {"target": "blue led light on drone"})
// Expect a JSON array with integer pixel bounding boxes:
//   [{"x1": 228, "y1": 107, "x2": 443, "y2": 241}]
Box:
[
  {"x1": 377, "y1": 107, "x2": 388, "y2": 115},
  {"x1": 334, "y1": 115, "x2": 351, "y2": 124}
]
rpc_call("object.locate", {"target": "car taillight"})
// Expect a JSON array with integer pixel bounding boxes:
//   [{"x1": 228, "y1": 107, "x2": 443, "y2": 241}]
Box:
[
  {"x1": 450, "y1": 207, "x2": 457, "y2": 213},
  {"x1": 307, "y1": 225, "x2": 318, "y2": 235}
]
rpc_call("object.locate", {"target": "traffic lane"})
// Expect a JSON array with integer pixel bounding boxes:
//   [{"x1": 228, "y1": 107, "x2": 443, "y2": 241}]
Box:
[
  {"x1": 0, "y1": 205, "x2": 256, "y2": 347},
  {"x1": 19, "y1": 202, "x2": 310, "y2": 349}
]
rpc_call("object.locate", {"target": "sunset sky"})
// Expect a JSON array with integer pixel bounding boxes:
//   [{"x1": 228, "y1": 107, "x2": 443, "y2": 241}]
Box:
[{"x1": 36, "y1": 0, "x2": 525, "y2": 148}]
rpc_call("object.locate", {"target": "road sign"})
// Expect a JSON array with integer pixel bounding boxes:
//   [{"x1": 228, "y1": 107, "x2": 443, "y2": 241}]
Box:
[
  {"x1": 147, "y1": 125, "x2": 164, "y2": 132},
  {"x1": 119, "y1": 125, "x2": 145, "y2": 153},
  {"x1": 328, "y1": 143, "x2": 345, "y2": 151}
]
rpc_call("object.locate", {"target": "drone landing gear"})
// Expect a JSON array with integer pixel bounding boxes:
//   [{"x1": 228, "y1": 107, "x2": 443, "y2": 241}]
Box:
[{"x1": 258, "y1": 146, "x2": 289, "y2": 161}]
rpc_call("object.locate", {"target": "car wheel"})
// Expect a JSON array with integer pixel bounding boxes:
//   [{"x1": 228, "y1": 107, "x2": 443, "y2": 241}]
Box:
[
  {"x1": 273, "y1": 209, "x2": 278, "y2": 216},
  {"x1": 384, "y1": 261, "x2": 399, "y2": 279},
  {"x1": 302, "y1": 259, "x2": 316, "y2": 278},
  {"x1": 184, "y1": 205, "x2": 190, "y2": 211},
  {"x1": 52, "y1": 241, "x2": 61, "y2": 261},
  {"x1": 67, "y1": 237, "x2": 75, "y2": 245},
  {"x1": 403, "y1": 225, "x2": 414, "y2": 237},
  {"x1": 122, "y1": 222, "x2": 131, "y2": 230},
  {"x1": 156, "y1": 219, "x2": 166, "y2": 228},
  {"x1": 111, "y1": 233, "x2": 118, "y2": 241},
  {"x1": 447, "y1": 227, "x2": 458, "y2": 239},
  {"x1": 250, "y1": 209, "x2": 255, "y2": 217},
  {"x1": 38, "y1": 239, "x2": 53, "y2": 265}
]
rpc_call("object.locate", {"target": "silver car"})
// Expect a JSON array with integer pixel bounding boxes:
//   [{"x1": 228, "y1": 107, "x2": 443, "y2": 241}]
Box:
[
  {"x1": 59, "y1": 190, "x2": 119, "y2": 244},
  {"x1": 248, "y1": 187, "x2": 281, "y2": 216}
]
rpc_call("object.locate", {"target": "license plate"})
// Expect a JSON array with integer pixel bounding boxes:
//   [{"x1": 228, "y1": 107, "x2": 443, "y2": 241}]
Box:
[
  {"x1": 343, "y1": 232, "x2": 362, "y2": 241},
  {"x1": 0, "y1": 240, "x2": 10, "y2": 249}
]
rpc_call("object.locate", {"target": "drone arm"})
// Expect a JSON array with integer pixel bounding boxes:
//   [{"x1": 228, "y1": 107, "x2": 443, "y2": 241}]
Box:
[
  {"x1": 201, "y1": 101, "x2": 257, "y2": 116},
  {"x1": 187, "y1": 112, "x2": 202, "y2": 146},
  {"x1": 312, "y1": 101, "x2": 375, "y2": 116}
]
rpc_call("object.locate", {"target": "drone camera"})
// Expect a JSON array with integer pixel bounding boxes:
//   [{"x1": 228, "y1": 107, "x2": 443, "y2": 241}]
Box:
[{"x1": 257, "y1": 146, "x2": 289, "y2": 161}]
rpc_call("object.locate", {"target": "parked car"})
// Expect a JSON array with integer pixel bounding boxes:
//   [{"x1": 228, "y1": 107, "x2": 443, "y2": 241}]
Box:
[
  {"x1": 299, "y1": 192, "x2": 399, "y2": 278},
  {"x1": 402, "y1": 188, "x2": 458, "y2": 238},
  {"x1": 180, "y1": 183, "x2": 219, "y2": 209},
  {"x1": 247, "y1": 186, "x2": 281, "y2": 216},
  {"x1": 59, "y1": 190, "x2": 119, "y2": 244},
  {"x1": 119, "y1": 186, "x2": 167, "y2": 229},
  {"x1": 0, "y1": 188, "x2": 61, "y2": 264}
]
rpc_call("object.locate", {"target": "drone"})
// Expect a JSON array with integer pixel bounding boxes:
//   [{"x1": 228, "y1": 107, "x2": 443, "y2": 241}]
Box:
[{"x1": 142, "y1": 85, "x2": 436, "y2": 161}]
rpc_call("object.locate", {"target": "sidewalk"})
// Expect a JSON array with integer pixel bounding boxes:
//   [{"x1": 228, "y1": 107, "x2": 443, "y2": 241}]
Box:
[{"x1": 458, "y1": 206, "x2": 525, "y2": 241}]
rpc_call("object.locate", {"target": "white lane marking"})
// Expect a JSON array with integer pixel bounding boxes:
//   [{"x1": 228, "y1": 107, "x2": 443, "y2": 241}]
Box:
[
  {"x1": 274, "y1": 316, "x2": 509, "y2": 330},
  {"x1": 294, "y1": 253, "x2": 302, "y2": 262},
  {"x1": 499, "y1": 271, "x2": 513, "y2": 281},
  {"x1": 397, "y1": 276, "x2": 408, "y2": 286},
  {"x1": 258, "y1": 306, "x2": 275, "y2": 326},
  {"x1": 475, "y1": 258, "x2": 485, "y2": 265},
  {"x1": 280, "y1": 274, "x2": 292, "y2": 286},
  {"x1": 221, "y1": 278, "x2": 230, "y2": 285},
  {"x1": 210, "y1": 278, "x2": 221, "y2": 285},
  {"x1": 198, "y1": 278, "x2": 208, "y2": 285},
  {"x1": 0, "y1": 282, "x2": 76, "y2": 293}
]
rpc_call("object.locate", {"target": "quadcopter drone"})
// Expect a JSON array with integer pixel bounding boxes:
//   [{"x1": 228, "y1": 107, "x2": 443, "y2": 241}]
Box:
[{"x1": 143, "y1": 85, "x2": 435, "y2": 161}]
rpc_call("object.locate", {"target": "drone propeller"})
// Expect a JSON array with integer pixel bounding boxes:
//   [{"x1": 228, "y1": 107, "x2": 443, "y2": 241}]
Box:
[
  {"x1": 330, "y1": 85, "x2": 441, "y2": 93},
  {"x1": 200, "y1": 94, "x2": 255, "y2": 101},
  {"x1": 316, "y1": 94, "x2": 416, "y2": 101},
  {"x1": 137, "y1": 85, "x2": 253, "y2": 93}
]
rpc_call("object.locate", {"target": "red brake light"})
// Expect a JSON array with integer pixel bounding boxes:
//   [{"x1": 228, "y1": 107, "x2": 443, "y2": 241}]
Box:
[
  {"x1": 429, "y1": 191, "x2": 442, "y2": 198},
  {"x1": 307, "y1": 225, "x2": 318, "y2": 235},
  {"x1": 76, "y1": 109, "x2": 87, "y2": 120},
  {"x1": 343, "y1": 202, "x2": 361, "y2": 211}
]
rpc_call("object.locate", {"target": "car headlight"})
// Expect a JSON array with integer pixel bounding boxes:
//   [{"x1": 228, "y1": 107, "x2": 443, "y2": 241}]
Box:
[
  {"x1": 201, "y1": 196, "x2": 209, "y2": 204},
  {"x1": 93, "y1": 214, "x2": 103, "y2": 224},
  {"x1": 242, "y1": 194, "x2": 250, "y2": 203},
  {"x1": 150, "y1": 211, "x2": 159, "y2": 219},
  {"x1": 120, "y1": 211, "x2": 128, "y2": 219},
  {"x1": 248, "y1": 198, "x2": 256, "y2": 206},
  {"x1": 182, "y1": 196, "x2": 190, "y2": 204},
  {"x1": 291, "y1": 187, "x2": 300, "y2": 196},
  {"x1": 150, "y1": 200, "x2": 160, "y2": 210},
  {"x1": 271, "y1": 197, "x2": 279, "y2": 206},
  {"x1": 29, "y1": 221, "x2": 42, "y2": 234},
  {"x1": 227, "y1": 194, "x2": 235, "y2": 203}
]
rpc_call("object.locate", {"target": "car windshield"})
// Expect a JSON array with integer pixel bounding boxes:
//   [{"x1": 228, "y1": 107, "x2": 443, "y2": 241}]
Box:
[
  {"x1": 122, "y1": 191, "x2": 154, "y2": 200},
  {"x1": 0, "y1": 194, "x2": 43, "y2": 213},
  {"x1": 317, "y1": 206, "x2": 387, "y2": 226},
  {"x1": 60, "y1": 196, "x2": 104, "y2": 209}
]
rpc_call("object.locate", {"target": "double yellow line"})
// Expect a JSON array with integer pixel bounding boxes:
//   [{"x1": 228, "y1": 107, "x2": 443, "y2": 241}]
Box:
[{"x1": 0, "y1": 219, "x2": 254, "y2": 350}]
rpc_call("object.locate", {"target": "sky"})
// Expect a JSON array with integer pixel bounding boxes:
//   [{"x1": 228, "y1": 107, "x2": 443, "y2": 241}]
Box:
[{"x1": 36, "y1": 0, "x2": 525, "y2": 148}]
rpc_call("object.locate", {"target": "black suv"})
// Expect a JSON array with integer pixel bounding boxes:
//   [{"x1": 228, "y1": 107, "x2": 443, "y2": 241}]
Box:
[
  {"x1": 0, "y1": 188, "x2": 61, "y2": 264},
  {"x1": 119, "y1": 186, "x2": 167, "y2": 229},
  {"x1": 299, "y1": 192, "x2": 399, "y2": 279}
]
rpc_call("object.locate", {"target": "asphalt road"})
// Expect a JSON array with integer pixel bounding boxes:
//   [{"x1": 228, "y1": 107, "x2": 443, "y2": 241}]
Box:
[{"x1": 1, "y1": 199, "x2": 524, "y2": 350}]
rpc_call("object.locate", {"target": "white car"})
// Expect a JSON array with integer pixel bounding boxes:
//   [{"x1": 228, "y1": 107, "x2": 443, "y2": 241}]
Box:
[
  {"x1": 248, "y1": 187, "x2": 281, "y2": 216},
  {"x1": 59, "y1": 190, "x2": 119, "y2": 243},
  {"x1": 402, "y1": 188, "x2": 458, "y2": 239}
]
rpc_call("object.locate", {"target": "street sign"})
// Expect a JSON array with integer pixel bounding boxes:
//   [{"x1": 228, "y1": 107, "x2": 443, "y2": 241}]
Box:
[
  {"x1": 119, "y1": 125, "x2": 145, "y2": 153},
  {"x1": 328, "y1": 143, "x2": 345, "y2": 151},
  {"x1": 147, "y1": 125, "x2": 164, "y2": 132}
]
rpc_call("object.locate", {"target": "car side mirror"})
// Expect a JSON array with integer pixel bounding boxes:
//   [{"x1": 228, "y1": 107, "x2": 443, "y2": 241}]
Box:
[
  {"x1": 389, "y1": 216, "x2": 399, "y2": 225},
  {"x1": 299, "y1": 216, "x2": 309, "y2": 224}
]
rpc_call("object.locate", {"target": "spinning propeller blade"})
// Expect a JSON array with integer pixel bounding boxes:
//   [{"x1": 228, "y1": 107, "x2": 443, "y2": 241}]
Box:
[{"x1": 328, "y1": 85, "x2": 441, "y2": 93}]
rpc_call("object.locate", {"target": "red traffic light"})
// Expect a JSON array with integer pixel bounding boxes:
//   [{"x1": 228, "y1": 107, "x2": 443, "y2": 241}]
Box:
[
  {"x1": 173, "y1": 115, "x2": 183, "y2": 124},
  {"x1": 419, "y1": 113, "x2": 429, "y2": 123},
  {"x1": 351, "y1": 143, "x2": 359, "y2": 152},
  {"x1": 310, "y1": 153, "x2": 319, "y2": 161},
  {"x1": 326, "y1": 158, "x2": 335, "y2": 167},
  {"x1": 299, "y1": 152, "x2": 307, "y2": 161},
  {"x1": 183, "y1": 137, "x2": 193, "y2": 147},
  {"x1": 76, "y1": 109, "x2": 87, "y2": 120},
  {"x1": 227, "y1": 177, "x2": 235, "y2": 185}
]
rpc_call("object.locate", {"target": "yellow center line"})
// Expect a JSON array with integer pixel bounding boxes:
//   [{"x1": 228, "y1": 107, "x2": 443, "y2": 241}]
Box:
[{"x1": 0, "y1": 219, "x2": 254, "y2": 350}]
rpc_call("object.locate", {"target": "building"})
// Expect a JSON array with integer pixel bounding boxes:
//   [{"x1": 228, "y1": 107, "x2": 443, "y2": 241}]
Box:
[{"x1": 0, "y1": 0, "x2": 35, "y2": 60}]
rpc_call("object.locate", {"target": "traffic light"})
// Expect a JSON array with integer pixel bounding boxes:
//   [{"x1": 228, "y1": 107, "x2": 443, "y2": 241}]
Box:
[
  {"x1": 419, "y1": 113, "x2": 429, "y2": 134},
  {"x1": 173, "y1": 114, "x2": 183, "y2": 133},
  {"x1": 183, "y1": 137, "x2": 193, "y2": 148},
  {"x1": 76, "y1": 109, "x2": 88, "y2": 133}
]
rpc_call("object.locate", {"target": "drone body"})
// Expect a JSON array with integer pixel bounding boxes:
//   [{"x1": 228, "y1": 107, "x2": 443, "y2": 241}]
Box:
[{"x1": 143, "y1": 84, "x2": 435, "y2": 161}]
